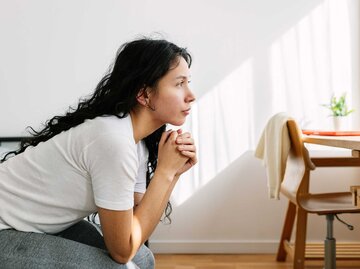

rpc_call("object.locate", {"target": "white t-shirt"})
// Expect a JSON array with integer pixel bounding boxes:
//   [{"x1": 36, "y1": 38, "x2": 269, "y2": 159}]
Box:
[{"x1": 0, "y1": 115, "x2": 148, "y2": 233}]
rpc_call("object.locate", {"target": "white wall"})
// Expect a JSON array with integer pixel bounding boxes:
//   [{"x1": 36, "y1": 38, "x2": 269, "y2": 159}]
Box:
[
  {"x1": 151, "y1": 150, "x2": 360, "y2": 253},
  {"x1": 0, "y1": 0, "x2": 327, "y2": 136},
  {"x1": 1, "y1": 0, "x2": 360, "y2": 253}
]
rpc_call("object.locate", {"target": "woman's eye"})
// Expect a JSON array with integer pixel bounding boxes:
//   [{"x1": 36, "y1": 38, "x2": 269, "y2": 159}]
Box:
[{"x1": 176, "y1": 80, "x2": 190, "y2": 87}]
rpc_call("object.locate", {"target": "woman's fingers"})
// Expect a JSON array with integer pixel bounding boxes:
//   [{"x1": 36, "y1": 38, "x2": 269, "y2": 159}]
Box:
[
  {"x1": 177, "y1": 144, "x2": 196, "y2": 152},
  {"x1": 176, "y1": 131, "x2": 196, "y2": 158},
  {"x1": 171, "y1": 131, "x2": 198, "y2": 176},
  {"x1": 176, "y1": 133, "x2": 194, "y2": 145},
  {"x1": 159, "y1": 130, "x2": 173, "y2": 146},
  {"x1": 177, "y1": 137, "x2": 194, "y2": 145},
  {"x1": 157, "y1": 130, "x2": 189, "y2": 178},
  {"x1": 180, "y1": 150, "x2": 196, "y2": 157},
  {"x1": 179, "y1": 151, "x2": 197, "y2": 164}
]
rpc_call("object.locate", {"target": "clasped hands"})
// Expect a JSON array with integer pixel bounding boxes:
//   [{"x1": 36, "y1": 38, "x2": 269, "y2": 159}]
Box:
[{"x1": 158, "y1": 129, "x2": 197, "y2": 179}]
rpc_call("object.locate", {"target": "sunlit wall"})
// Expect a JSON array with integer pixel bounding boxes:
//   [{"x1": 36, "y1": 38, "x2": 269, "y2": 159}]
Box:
[{"x1": 171, "y1": 0, "x2": 359, "y2": 206}]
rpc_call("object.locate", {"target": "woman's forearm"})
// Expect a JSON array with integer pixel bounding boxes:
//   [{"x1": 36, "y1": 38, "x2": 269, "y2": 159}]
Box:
[{"x1": 129, "y1": 171, "x2": 178, "y2": 258}]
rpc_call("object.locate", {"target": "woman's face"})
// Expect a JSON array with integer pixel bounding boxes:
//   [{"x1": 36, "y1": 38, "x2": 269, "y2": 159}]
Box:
[{"x1": 149, "y1": 57, "x2": 196, "y2": 126}]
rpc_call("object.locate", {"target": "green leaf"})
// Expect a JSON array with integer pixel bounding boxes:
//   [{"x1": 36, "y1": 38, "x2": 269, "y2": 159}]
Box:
[{"x1": 321, "y1": 93, "x2": 354, "y2": 117}]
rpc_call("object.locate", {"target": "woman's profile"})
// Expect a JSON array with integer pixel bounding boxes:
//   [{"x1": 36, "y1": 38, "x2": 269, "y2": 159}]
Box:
[{"x1": 0, "y1": 37, "x2": 197, "y2": 268}]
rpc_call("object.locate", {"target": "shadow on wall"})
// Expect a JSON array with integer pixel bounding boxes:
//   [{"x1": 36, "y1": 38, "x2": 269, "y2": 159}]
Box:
[
  {"x1": 160, "y1": 151, "x2": 288, "y2": 241},
  {"x1": 151, "y1": 150, "x2": 360, "y2": 247}
]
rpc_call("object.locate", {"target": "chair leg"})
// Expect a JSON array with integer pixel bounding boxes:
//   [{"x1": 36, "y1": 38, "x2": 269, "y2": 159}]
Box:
[
  {"x1": 324, "y1": 214, "x2": 336, "y2": 269},
  {"x1": 277, "y1": 201, "x2": 297, "y2": 261},
  {"x1": 293, "y1": 207, "x2": 308, "y2": 269}
]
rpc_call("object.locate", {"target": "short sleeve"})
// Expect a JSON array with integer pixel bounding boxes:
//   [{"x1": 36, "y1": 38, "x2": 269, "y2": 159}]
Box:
[
  {"x1": 82, "y1": 133, "x2": 138, "y2": 210},
  {"x1": 134, "y1": 162, "x2": 147, "y2": 194}
]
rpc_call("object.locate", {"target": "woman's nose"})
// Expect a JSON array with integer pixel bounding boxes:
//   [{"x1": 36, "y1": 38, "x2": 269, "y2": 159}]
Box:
[{"x1": 186, "y1": 88, "x2": 196, "y2": 103}]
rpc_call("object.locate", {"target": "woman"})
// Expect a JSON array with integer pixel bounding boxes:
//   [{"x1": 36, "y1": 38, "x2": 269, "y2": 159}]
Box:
[{"x1": 0, "y1": 37, "x2": 197, "y2": 268}]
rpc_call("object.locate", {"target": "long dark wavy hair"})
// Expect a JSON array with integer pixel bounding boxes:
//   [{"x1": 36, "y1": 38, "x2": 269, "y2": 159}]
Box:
[{"x1": 1, "y1": 37, "x2": 192, "y2": 222}]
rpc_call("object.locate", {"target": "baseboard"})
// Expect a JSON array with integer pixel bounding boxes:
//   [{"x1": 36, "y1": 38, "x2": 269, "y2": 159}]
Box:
[{"x1": 149, "y1": 240, "x2": 278, "y2": 254}]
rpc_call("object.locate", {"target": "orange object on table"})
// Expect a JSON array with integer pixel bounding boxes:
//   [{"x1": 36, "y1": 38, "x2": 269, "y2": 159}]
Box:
[{"x1": 302, "y1": 130, "x2": 360, "y2": 136}]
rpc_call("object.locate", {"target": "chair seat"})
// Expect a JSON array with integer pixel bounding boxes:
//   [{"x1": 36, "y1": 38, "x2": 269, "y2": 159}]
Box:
[{"x1": 298, "y1": 192, "x2": 360, "y2": 215}]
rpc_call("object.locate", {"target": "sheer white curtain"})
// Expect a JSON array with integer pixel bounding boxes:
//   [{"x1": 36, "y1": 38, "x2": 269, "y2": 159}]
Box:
[{"x1": 171, "y1": 0, "x2": 357, "y2": 206}]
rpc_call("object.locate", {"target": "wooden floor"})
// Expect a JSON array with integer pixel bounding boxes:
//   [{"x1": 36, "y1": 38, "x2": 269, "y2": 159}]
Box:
[{"x1": 154, "y1": 254, "x2": 360, "y2": 269}]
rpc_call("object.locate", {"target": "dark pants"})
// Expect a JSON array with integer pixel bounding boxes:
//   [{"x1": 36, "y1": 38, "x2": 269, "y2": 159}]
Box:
[{"x1": 0, "y1": 220, "x2": 154, "y2": 269}]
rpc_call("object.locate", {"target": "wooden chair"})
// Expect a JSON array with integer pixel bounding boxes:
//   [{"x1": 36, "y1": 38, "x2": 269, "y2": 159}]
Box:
[{"x1": 276, "y1": 119, "x2": 360, "y2": 269}]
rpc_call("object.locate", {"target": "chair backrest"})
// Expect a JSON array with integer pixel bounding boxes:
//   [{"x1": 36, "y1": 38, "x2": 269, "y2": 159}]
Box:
[{"x1": 280, "y1": 119, "x2": 315, "y2": 203}]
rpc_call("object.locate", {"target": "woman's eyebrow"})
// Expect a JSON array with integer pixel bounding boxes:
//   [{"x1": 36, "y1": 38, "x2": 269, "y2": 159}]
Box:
[{"x1": 174, "y1": 75, "x2": 191, "y2": 80}]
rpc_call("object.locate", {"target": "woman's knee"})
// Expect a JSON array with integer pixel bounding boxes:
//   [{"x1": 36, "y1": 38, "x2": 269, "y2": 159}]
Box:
[{"x1": 132, "y1": 244, "x2": 155, "y2": 269}]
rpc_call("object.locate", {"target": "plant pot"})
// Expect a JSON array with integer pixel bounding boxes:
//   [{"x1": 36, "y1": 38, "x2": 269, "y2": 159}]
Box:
[{"x1": 332, "y1": 116, "x2": 349, "y2": 131}]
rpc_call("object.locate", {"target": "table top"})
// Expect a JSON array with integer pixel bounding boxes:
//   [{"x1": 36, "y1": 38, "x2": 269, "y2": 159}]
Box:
[{"x1": 302, "y1": 135, "x2": 360, "y2": 151}]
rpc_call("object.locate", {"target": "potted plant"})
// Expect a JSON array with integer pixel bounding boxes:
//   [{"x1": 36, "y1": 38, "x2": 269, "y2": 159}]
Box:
[{"x1": 322, "y1": 93, "x2": 354, "y2": 130}]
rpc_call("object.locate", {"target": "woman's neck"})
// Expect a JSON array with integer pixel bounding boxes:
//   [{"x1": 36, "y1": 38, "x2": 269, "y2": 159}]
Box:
[{"x1": 129, "y1": 109, "x2": 163, "y2": 143}]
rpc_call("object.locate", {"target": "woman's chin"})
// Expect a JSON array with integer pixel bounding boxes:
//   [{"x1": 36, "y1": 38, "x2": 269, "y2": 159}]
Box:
[{"x1": 169, "y1": 119, "x2": 186, "y2": 126}]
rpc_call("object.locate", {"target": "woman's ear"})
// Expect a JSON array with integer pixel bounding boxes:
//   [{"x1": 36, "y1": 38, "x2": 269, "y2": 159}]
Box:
[
  {"x1": 137, "y1": 87, "x2": 156, "y2": 111},
  {"x1": 136, "y1": 88, "x2": 148, "y2": 106}
]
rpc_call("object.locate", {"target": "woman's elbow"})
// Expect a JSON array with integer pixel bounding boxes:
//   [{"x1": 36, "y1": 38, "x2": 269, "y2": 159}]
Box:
[
  {"x1": 110, "y1": 245, "x2": 155, "y2": 268},
  {"x1": 105, "y1": 236, "x2": 136, "y2": 264},
  {"x1": 111, "y1": 252, "x2": 133, "y2": 264}
]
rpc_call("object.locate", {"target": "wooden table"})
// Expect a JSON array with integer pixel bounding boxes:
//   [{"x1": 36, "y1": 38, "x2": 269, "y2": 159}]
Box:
[
  {"x1": 303, "y1": 135, "x2": 360, "y2": 151},
  {"x1": 302, "y1": 135, "x2": 360, "y2": 166}
]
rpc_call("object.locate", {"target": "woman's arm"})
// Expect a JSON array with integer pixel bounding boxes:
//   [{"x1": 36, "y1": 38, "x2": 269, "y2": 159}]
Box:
[
  {"x1": 97, "y1": 130, "x2": 190, "y2": 264},
  {"x1": 133, "y1": 192, "x2": 144, "y2": 208},
  {"x1": 98, "y1": 170, "x2": 177, "y2": 263}
]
